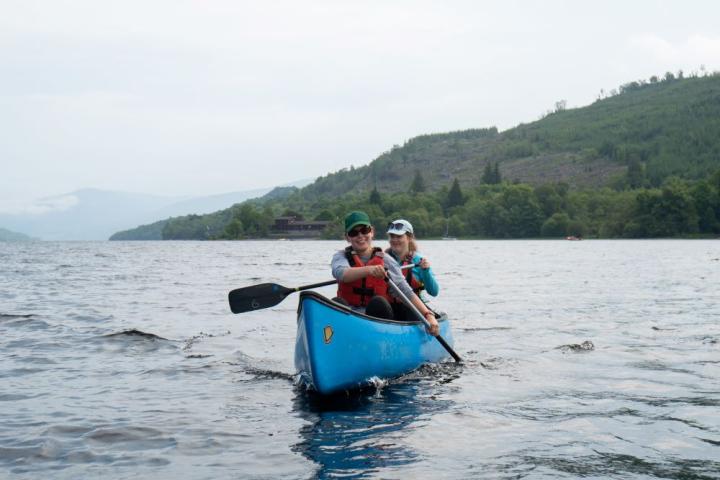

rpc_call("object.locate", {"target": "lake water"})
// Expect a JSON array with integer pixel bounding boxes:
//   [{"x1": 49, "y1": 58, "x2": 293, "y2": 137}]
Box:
[{"x1": 1, "y1": 240, "x2": 718, "y2": 479}]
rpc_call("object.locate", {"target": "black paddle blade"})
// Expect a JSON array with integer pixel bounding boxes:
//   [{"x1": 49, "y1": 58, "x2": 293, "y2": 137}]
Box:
[{"x1": 228, "y1": 283, "x2": 294, "y2": 314}]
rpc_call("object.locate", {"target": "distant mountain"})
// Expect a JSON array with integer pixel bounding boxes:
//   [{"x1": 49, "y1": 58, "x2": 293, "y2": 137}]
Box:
[
  {"x1": 152, "y1": 188, "x2": 273, "y2": 218},
  {"x1": 0, "y1": 227, "x2": 33, "y2": 242},
  {"x1": 0, "y1": 181, "x2": 311, "y2": 241},
  {"x1": 0, "y1": 189, "x2": 179, "y2": 241},
  {"x1": 109, "y1": 185, "x2": 303, "y2": 240}
]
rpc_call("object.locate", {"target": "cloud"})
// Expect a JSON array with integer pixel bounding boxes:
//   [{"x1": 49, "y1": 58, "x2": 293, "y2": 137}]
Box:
[
  {"x1": 629, "y1": 33, "x2": 720, "y2": 71},
  {"x1": 3, "y1": 2, "x2": 720, "y2": 202},
  {"x1": 0, "y1": 194, "x2": 79, "y2": 215}
]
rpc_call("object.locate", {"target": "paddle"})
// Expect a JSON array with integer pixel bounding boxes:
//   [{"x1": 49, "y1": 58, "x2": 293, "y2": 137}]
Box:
[
  {"x1": 228, "y1": 264, "x2": 418, "y2": 314},
  {"x1": 386, "y1": 276, "x2": 462, "y2": 363},
  {"x1": 228, "y1": 279, "x2": 337, "y2": 314}
]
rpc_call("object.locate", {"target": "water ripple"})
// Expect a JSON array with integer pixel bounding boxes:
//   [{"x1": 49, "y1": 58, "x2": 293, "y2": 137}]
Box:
[{"x1": 0, "y1": 239, "x2": 718, "y2": 479}]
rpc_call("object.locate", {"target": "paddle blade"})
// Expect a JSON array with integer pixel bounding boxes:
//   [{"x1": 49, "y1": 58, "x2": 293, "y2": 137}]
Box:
[{"x1": 228, "y1": 283, "x2": 294, "y2": 314}]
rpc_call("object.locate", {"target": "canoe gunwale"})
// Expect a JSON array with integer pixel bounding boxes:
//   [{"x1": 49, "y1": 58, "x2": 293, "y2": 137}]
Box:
[{"x1": 297, "y1": 290, "x2": 447, "y2": 326}]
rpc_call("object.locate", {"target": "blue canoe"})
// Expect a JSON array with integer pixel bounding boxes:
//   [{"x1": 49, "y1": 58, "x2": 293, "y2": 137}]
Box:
[{"x1": 294, "y1": 291, "x2": 454, "y2": 394}]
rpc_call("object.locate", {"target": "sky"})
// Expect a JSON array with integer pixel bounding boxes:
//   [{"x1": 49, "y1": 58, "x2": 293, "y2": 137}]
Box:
[{"x1": 2, "y1": 0, "x2": 720, "y2": 213}]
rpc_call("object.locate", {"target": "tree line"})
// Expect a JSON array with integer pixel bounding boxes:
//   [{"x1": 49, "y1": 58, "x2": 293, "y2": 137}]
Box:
[{"x1": 157, "y1": 168, "x2": 720, "y2": 240}]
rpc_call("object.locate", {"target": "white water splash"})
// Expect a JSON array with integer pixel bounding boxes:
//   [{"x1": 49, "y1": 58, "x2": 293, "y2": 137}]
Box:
[{"x1": 366, "y1": 376, "x2": 389, "y2": 396}]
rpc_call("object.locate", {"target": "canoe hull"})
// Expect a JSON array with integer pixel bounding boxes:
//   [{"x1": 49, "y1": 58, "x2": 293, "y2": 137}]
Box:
[{"x1": 294, "y1": 291, "x2": 453, "y2": 394}]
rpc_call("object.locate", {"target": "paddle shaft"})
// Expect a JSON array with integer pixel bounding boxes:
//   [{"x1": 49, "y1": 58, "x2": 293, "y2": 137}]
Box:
[
  {"x1": 292, "y1": 263, "x2": 419, "y2": 292},
  {"x1": 299, "y1": 263, "x2": 417, "y2": 291},
  {"x1": 293, "y1": 279, "x2": 337, "y2": 292},
  {"x1": 228, "y1": 264, "x2": 418, "y2": 314},
  {"x1": 386, "y1": 277, "x2": 462, "y2": 363}
]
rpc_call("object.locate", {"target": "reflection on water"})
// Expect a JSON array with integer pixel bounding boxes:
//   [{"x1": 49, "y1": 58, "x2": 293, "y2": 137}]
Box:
[{"x1": 293, "y1": 366, "x2": 458, "y2": 479}]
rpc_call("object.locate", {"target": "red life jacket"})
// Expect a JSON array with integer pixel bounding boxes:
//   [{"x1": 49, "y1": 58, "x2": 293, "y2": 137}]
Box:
[
  {"x1": 400, "y1": 256, "x2": 425, "y2": 296},
  {"x1": 385, "y1": 252, "x2": 424, "y2": 302},
  {"x1": 337, "y1": 247, "x2": 390, "y2": 307}
]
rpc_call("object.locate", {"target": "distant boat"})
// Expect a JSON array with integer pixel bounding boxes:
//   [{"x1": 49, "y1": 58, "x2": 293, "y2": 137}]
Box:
[{"x1": 565, "y1": 235, "x2": 582, "y2": 241}]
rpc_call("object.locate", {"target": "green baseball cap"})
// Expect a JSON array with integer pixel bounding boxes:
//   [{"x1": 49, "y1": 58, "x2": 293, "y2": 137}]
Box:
[{"x1": 344, "y1": 211, "x2": 372, "y2": 233}]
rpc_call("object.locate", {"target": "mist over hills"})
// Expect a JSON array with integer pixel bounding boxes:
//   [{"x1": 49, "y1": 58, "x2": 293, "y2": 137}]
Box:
[{"x1": 0, "y1": 186, "x2": 293, "y2": 241}]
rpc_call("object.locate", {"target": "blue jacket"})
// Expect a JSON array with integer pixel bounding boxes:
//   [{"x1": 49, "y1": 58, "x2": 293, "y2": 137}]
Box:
[{"x1": 388, "y1": 251, "x2": 439, "y2": 297}]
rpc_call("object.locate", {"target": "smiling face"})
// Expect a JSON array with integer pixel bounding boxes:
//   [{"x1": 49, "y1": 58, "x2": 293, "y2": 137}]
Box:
[
  {"x1": 388, "y1": 233, "x2": 409, "y2": 257},
  {"x1": 346, "y1": 225, "x2": 374, "y2": 255}
]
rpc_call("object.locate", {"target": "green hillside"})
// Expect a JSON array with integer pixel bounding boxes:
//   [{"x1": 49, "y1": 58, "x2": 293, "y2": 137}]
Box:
[
  {"x1": 111, "y1": 73, "x2": 720, "y2": 240},
  {"x1": 110, "y1": 219, "x2": 168, "y2": 241},
  {"x1": 298, "y1": 73, "x2": 720, "y2": 202}
]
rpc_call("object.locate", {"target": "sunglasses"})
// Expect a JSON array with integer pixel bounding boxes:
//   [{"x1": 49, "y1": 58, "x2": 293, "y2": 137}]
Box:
[
  {"x1": 347, "y1": 225, "x2": 371, "y2": 237},
  {"x1": 387, "y1": 222, "x2": 407, "y2": 231}
]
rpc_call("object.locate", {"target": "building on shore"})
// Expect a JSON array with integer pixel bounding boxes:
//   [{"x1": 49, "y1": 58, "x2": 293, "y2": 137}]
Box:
[{"x1": 271, "y1": 216, "x2": 332, "y2": 238}]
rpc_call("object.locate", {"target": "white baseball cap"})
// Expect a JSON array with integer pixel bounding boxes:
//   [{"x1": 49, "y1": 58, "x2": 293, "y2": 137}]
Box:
[{"x1": 387, "y1": 219, "x2": 414, "y2": 236}]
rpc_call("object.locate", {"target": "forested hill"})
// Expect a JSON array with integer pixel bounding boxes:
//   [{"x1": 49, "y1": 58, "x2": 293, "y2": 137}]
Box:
[
  {"x1": 297, "y1": 73, "x2": 720, "y2": 202},
  {"x1": 0, "y1": 227, "x2": 33, "y2": 242},
  {"x1": 111, "y1": 73, "x2": 720, "y2": 240}
]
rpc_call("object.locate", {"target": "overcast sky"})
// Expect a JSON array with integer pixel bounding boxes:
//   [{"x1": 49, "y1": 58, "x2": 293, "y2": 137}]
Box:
[{"x1": 2, "y1": 0, "x2": 720, "y2": 212}]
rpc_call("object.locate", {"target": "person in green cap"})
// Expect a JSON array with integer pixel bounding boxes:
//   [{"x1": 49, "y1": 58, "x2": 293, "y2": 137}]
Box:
[{"x1": 331, "y1": 211, "x2": 439, "y2": 336}]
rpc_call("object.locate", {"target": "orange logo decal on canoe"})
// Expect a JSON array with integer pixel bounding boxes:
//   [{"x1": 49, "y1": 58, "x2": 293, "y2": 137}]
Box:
[{"x1": 323, "y1": 326, "x2": 333, "y2": 344}]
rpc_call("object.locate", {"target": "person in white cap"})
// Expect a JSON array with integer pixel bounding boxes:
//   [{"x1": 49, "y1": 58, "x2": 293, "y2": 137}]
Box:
[
  {"x1": 331, "y1": 211, "x2": 439, "y2": 335},
  {"x1": 385, "y1": 219, "x2": 439, "y2": 308}
]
